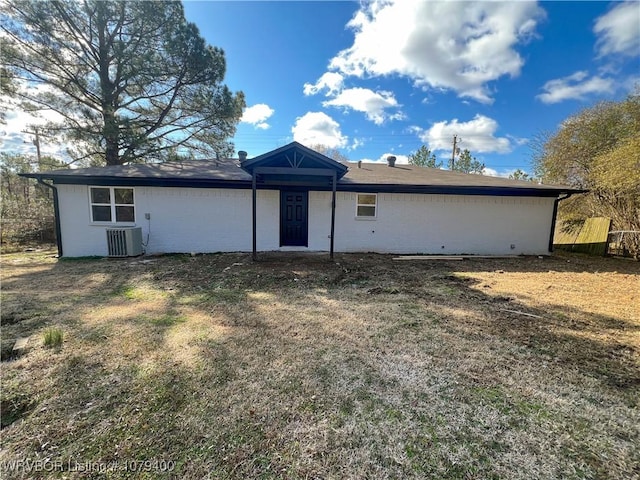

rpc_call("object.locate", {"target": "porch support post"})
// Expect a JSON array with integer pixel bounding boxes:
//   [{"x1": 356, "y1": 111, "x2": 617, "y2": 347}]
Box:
[
  {"x1": 330, "y1": 172, "x2": 337, "y2": 260},
  {"x1": 252, "y1": 173, "x2": 257, "y2": 261}
]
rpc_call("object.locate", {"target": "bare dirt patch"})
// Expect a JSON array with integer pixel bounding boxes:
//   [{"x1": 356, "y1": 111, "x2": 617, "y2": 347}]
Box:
[{"x1": 1, "y1": 250, "x2": 638, "y2": 479}]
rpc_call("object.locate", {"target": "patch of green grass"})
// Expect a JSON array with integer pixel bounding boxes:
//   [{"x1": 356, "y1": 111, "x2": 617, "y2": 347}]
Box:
[
  {"x1": 471, "y1": 385, "x2": 550, "y2": 421},
  {"x1": 512, "y1": 398, "x2": 551, "y2": 419},
  {"x1": 404, "y1": 421, "x2": 507, "y2": 479},
  {"x1": 385, "y1": 407, "x2": 404, "y2": 420},
  {"x1": 43, "y1": 327, "x2": 64, "y2": 348},
  {"x1": 112, "y1": 283, "x2": 139, "y2": 299},
  {"x1": 472, "y1": 386, "x2": 510, "y2": 412},
  {"x1": 436, "y1": 285, "x2": 459, "y2": 296},
  {"x1": 111, "y1": 283, "x2": 170, "y2": 302}
]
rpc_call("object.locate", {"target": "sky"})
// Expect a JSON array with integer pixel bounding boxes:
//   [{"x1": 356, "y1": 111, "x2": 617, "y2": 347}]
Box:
[{"x1": 3, "y1": 0, "x2": 639, "y2": 177}]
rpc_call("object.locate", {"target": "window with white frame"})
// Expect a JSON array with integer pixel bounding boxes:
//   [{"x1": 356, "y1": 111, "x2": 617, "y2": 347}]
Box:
[
  {"x1": 90, "y1": 187, "x2": 135, "y2": 223},
  {"x1": 356, "y1": 193, "x2": 377, "y2": 218}
]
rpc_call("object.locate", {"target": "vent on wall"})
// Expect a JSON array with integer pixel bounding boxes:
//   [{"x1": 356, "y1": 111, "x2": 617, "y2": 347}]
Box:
[{"x1": 106, "y1": 227, "x2": 143, "y2": 257}]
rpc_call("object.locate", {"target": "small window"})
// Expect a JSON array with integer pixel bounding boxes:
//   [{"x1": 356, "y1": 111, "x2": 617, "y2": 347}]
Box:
[
  {"x1": 90, "y1": 187, "x2": 135, "y2": 223},
  {"x1": 356, "y1": 193, "x2": 377, "y2": 218}
]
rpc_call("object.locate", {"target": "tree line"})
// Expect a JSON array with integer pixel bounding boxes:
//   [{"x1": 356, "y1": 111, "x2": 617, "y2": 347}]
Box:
[
  {"x1": 407, "y1": 144, "x2": 486, "y2": 174},
  {"x1": 0, "y1": 153, "x2": 67, "y2": 248}
]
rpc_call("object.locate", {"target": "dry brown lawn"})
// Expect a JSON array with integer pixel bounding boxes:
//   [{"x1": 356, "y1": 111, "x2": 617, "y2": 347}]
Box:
[{"x1": 1, "y1": 249, "x2": 639, "y2": 479}]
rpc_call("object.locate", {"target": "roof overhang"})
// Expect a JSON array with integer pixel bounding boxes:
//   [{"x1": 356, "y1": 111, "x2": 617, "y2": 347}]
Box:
[
  {"x1": 338, "y1": 183, "x2": 587, "y2": 197},
  {"x1": 20, "y1": 173, "x2": 252, "y2": 190},
  {"x1": 20, "y1": 172, "x2": 585, "y2": 197},
  {"x1": 241, "y1": 142, "x2": 348, "y2": 185}
]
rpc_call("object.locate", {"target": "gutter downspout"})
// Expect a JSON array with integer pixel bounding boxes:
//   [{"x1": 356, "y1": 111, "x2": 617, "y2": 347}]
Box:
[
  {"x1": 252, "y1": 173, "x2": 257, "y2": 261},
  {"x1": 36, "y1": 178, "x2": 63, "y2": 257},
  {"x1": 548, "y1": 193, "x2": 573, "y2": 253},
  {"x1": 330, "y1": 172, "x2": 336, "y2": 260}
]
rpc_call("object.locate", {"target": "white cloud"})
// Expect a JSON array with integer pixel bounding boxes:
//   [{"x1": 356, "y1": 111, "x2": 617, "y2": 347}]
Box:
[
  {"x1": 537, "y1": 71, "x2": 614, "y2": 104},
  {"x1": 349, "y1": 137, "x2": 365, "y2": 150},
  {"x1": 322, "y1": 87, "x2": 403, "y2": 125},
  {"x1": 418, "y1": 114, "x2": 511, "y2": 154},
  {"x1": 507, "y1": 135, "x2": 530, "y2": 147},
  {"x1": 594, "y1": 2, "x2": 640, "y2": 57},
  {"x1": 303, "y1": 72, "x2": 344, "y2": 96},
  {"x1": 291, "y1": 112, "x2": 348, "y2": 149},
  {"x1": 241, "y1": 104, "x2": 274, "y2": 130},
  {"x1": 327, "y1": 0, "x2": 545, "y2": 103}
]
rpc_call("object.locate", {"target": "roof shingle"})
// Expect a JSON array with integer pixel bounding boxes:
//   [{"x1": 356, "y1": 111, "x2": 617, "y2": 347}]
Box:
[{"x1": 22, "y1": 158, "x2": 582, "y2": 196}]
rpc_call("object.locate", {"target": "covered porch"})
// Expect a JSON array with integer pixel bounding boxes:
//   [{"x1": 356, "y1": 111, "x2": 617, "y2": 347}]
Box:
[{"x1": 240, "y1": 142, "x2": 348, "y2": 260}]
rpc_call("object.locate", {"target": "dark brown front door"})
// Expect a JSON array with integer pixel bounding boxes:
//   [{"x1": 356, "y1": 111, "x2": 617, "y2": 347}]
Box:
[{"x1": 280, "y1": 190, "x2": 308, "y2": 246}]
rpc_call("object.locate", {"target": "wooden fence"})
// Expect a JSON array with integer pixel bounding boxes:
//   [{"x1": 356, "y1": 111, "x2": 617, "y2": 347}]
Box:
[{"x1": 553, "y1": 217, "x2": 611, "y2": 256}]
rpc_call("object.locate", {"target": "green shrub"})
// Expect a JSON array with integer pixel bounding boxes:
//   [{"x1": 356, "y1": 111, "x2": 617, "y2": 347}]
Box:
[{"x1": 43, "y1": 327, "x2": 64, "y2": 348}]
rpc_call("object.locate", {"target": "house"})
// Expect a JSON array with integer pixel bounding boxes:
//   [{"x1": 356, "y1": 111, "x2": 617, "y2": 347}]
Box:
[{"x1": 22, "y1": 142, "x2": 583, "y2": 258}]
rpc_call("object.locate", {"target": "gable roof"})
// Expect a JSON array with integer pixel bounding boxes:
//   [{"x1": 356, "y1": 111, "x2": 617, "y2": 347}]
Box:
[
  {"x1": 241, "y1": 141, "x2": 348, "y2": 178},
  {"x1": 21, "y1": 143, "x2": 584, "y2": 197}
]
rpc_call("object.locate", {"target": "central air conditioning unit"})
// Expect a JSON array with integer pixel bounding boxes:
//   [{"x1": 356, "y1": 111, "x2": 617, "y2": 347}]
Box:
[{"x1": 106, "y1": 227, "x2": 143, "y2": 257}]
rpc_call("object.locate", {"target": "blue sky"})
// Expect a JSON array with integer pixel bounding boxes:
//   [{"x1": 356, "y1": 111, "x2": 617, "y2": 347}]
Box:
[
  {"x1": 2, "y1": 1, "x2": 638, "y2": 177},
  {"x1": 182, "y1": 0, "x2": 640, "y2": 176}
]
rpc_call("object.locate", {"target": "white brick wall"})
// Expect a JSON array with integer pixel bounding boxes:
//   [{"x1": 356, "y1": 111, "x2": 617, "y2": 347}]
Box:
[
  {"x1": 56, "y1": 185, "x2": 555, "y2": 256},
  {"x1": 336, "y1": 192, "x2": 554, "y2": 255}
]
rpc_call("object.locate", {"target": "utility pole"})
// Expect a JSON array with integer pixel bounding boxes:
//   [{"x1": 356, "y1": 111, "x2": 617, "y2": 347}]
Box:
[
  {"x1": 450, "y1": 134, "x2": 458, "y2": 170},
  {"x1": 23, "y1": 127, "x2": 42, "y2": 169}
]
